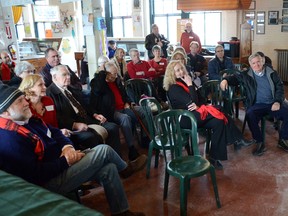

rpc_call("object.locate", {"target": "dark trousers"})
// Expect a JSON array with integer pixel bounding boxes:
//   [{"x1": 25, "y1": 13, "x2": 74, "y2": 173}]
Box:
[
  {"x1": 246, "y1": 103, "x2": 288, "y2": 143},
  {"x1": 181, "y1": 111, "x2": 243, "y2": 161}
]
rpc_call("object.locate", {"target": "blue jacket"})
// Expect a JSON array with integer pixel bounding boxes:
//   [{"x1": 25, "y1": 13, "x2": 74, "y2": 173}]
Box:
[
  {"x1": 208, "y1": 56, "x2": 234, "y2": 80},
  {"x1": 0, "y1": 117, "x2": 72, "y2": 185}
]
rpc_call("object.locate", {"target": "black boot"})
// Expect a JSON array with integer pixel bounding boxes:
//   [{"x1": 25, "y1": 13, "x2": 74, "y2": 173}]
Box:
[{"x1": 252, "y1": 142, "x2": 266, "y2": 156}]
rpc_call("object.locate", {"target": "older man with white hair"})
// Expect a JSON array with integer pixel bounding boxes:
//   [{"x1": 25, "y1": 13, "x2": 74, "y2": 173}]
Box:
[{"x1": 220, "y1": 52, "x2": 288, "y2": 156}]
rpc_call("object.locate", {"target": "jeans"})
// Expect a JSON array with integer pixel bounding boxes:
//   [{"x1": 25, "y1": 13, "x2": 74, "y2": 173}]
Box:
[
  {"x1": 44, "y1": 144, "x2": 129, "y2": 215},
  {"x1": 114, "y1": 109, "x2": 136, "y2": 147}
]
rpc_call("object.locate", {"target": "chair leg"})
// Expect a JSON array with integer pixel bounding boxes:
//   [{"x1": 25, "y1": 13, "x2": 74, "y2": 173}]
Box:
[
  {"x1": 163, "y1": 168, "x2": 170, "y2": 200},
  {"x1": 146, "y1": 141, "x2": 154, "y2": 179},
  {"x1": 209, "y1": 166, "x2": 221, "y2": 208},
  {"x1": 154, "y1": 149, "x2": 160, "y2": 168},
  {"x1": 235, "y1": 101, "x2": 239, "y2": 118},
  {"x1": 241, "y1": 114, "x2": 247, "y2": 134},
  {"x1": 205, "y1": 129, "x2": 211, "y2": 157},
  {"x1": 180, "y1": 177, "x2": 188, "y2": 216}
]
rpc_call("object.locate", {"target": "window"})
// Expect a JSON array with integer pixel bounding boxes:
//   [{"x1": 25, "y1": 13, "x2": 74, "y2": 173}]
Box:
[
  {"x1": 153, "y1": 0, "x2": 181, "y2": 44},
  {"x1": 107, "y1": 0, "x2": 133, "y2": 37},
  {"x1": 152, "y1": 0, "x2": 221, "y2": 45},
  {"x1": 190, "y1": 12, "x2": 221, "y2": 45},
  {"x1": 15, "y1": 13, "x2": 25, "y2": 41}
]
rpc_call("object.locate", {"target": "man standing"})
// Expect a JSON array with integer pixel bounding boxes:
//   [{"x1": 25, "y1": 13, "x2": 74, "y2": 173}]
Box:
[
  {"x1": 0, "y1": 84, "x2": 145, "y2": 216},
  {"x1": 0, "y1": 51, "x2": 15, "y2": 82},
  {"x1": 180, "y1": 22, "x2": 202, "y2": 54},
  {"x1": 145, "y1": 24, "x2": 169, "y2": 59},
  {"x1": 220, "y1": 52, "x2": 288, "y2": 156}
]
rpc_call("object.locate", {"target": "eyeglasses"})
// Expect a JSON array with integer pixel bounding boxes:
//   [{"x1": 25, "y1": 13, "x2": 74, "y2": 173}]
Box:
[{"x1": 23, "y1": 69, "x2": 36, "y2": 74}]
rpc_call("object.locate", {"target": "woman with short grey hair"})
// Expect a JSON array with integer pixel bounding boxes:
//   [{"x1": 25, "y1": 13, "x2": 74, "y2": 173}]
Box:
[{"x1": 7, "y1": 61, "x2": 35, "y2": 88}]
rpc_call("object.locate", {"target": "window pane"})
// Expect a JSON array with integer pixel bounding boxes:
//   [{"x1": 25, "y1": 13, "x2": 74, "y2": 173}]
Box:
[
  {"x1": 190, "y1": 13, "x2": 205, "y2": 45},
  {"x1": 125, "y1": 18, "x2": 133, "y2": 37},
  {"x1": 205, "y1": 13, "x2": 221, "y2": 45},
  {"x1": 168, "y1": 16, "x2": 180, "y2": 44},
  {"x1": 112, "y1": 19, "x2": 123, "y2": 38},
  {"x1": 154, "y1": 0, "x2": 179, "y2": 14},
  {"x1": 112, "y1": 0, "x2": 132, "y2": 16},
  {"x1": 37, "y1": 23, "x2": 45, "y2": 39},
  {"x1": 154, "y1": 17, "x2": 167, "y2": 36},
  {"x1": 190, "y1": 12, "x2": 221, "y2": 45}
]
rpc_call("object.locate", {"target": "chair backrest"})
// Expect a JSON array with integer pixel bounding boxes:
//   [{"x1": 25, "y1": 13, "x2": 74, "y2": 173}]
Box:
[
  {"x1": 139, "y1": 97, "x2": 163, "y2": 140},
  {"x1": 199, "y1": 80, "x2": 224, "y2": 106},
  {"x1": 124, "y1": 78, "x2": 154, "y2": 105},
  {"x1": 155, "y1": 109, "x2": 198, "y2": 162}
]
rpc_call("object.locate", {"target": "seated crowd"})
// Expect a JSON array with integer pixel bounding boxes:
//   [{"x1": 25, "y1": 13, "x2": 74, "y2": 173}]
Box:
[{"x1": 0, "y1": 33, "x2": 288, "y2": 216}]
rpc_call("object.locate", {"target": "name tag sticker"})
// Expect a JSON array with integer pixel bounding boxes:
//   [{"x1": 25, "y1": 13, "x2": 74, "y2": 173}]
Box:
[
  {"x1": 136, "y1": 71, "x2": 144, "y2": 76},
  {"x1": 45, "y1": 105, "x2": 54, "y2": 111},
  {"x1": 159, "y1": 62, "x2": 164, "y2": 65},
  {"x1": 189, "y1": 36, "x2": 194, "y2": 39},
  {"x1": 47, "y1": 128, "x2": 51, "y2": 138}
]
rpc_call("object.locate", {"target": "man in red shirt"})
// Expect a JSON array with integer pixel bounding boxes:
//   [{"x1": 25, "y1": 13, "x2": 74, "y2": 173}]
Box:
[
  {"x1": 0, "y1": 51, "x2": 15, "y2": 82},
  {"x1": 90, "y1": 61, "x2": 147, "y2": 162},
  {"x1": 180, "y1": 22, "x2": 202, "y2": 54},
  {"x1": 127, "y1": 48, "x2": 156, "y2": 79}
]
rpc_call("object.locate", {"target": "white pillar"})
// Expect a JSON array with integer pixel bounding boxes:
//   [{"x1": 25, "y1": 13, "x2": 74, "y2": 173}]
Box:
[{"x1": 82, "y1": 0, "x2": 104, "y2": 80}]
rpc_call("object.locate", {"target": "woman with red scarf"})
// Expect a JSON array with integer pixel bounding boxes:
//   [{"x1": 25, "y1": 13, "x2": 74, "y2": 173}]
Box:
[{"x1": 163, "y1": 60, "x2": 252, "y2": 169}]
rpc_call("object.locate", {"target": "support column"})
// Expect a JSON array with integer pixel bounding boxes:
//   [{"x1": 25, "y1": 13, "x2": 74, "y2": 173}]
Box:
[{"x1": 82, "y1": 0, "x2": 105, "y2": 80}]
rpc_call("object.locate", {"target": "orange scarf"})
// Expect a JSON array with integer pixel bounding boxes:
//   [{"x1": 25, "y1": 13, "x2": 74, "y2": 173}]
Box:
[
  {"x1": 0, "y1": 117, "x2": 44, "y2": 160},
  {"x1": 176, "y1": 81, "x2": 227, "y2": 124}
]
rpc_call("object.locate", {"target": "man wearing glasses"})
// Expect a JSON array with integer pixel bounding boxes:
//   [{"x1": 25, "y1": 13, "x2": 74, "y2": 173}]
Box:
[{"x1": 208, "y1": 44, "x2": 235, "y2": 81}]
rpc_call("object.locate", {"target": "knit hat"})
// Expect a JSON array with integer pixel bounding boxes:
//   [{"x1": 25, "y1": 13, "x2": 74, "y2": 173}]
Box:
[{"x1": 0, "y1": 84, "x2": 23, "y2": 113}]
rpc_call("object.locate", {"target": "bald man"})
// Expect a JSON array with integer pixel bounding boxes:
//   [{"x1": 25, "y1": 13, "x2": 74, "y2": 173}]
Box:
[
  {"x1": 0, "y1": 51, "x2": 15, "y2": 82},
  {"x1": 180, "y1": 22, "x2": 202, "y2": 54}
]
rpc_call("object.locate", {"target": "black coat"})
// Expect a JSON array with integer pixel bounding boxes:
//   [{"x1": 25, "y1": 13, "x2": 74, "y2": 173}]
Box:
[
  {"x1": 90, "y1": 70, "x2": 131, "y2": 122},
  {"x1": 145, "y1": 33, "x2": 169, "y2": 59},
  {"x1": 46, "y1": 83, "x2": 98, "y2": 130}
]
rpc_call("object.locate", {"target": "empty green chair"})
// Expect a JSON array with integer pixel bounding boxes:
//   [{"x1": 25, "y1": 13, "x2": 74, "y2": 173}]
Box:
[
  {"x1": 155, "y1": 109, "x2": 221, "y2": 216},
  {"x1": 139, "y1": 97, "x2": 164, "y2": 178}
]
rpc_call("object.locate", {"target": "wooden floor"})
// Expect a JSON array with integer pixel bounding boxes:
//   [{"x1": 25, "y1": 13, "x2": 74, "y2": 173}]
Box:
[{"x1": 81, "y1": 85, "x2": 288, "y2": 216}]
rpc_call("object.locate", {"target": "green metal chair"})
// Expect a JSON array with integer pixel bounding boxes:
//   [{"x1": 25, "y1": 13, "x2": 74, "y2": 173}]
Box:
[
  {"x1": 155, "y1": 109, "x2": 221, "y2": 216},
  {"x1": 220, "y1": 69, "x2": 246, "y2": 118},
  {"x1": 139, "y1": 97, "x2": 164, "y2": 178},
  {"x1": 124, "y1": 78, "x2": 155, "y2": 105},
  {"x1": 199, "y1": 80, "x2": 225, "y2": 108}
]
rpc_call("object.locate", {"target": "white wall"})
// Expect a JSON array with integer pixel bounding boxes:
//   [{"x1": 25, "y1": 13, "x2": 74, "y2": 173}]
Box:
[{"x1": 252, "y1": 0, "x2": 287, "y2": 71}]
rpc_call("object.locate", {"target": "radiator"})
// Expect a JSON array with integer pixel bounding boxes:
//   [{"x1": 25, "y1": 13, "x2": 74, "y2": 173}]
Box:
[{"x1": 276, "y1": 50, "x2": 288, "y2": 82}]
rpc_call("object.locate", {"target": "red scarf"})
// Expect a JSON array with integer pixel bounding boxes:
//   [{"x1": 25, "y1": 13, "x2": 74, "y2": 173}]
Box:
[
  {"x1": 176, "y1": 81, "x2": 228, "y2": 124},
  {"x1": 0, "y1": 117, "x2": 44, "y2": 160}
]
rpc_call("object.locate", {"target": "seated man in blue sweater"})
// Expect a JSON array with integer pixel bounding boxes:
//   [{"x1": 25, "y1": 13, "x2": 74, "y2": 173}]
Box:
[
  {"x1": 220, "y1": 52, "x2": 288, "y2": 156},
  {"x1": 0, "y1": 84, "x2": 145, "y2": 216}
]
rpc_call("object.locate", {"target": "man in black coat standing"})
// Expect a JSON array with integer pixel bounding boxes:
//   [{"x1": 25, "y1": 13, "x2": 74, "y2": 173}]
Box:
[{"x1": 145, "y1": 24, "x2": 169, "y2": 59}]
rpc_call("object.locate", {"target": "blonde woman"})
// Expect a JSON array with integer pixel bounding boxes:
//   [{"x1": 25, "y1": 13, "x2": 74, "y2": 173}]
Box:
[
  {"x1": 19, "y1": 74, "x2": 108, "y2": 150},
  {"x1": 164, "y1": 60, "x2": 252, "y2": 169},
  {"x1": 111, "y1": 48, "x2": 130, "y2": 82}
]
